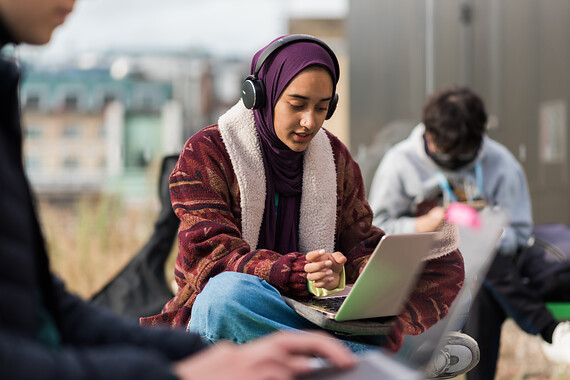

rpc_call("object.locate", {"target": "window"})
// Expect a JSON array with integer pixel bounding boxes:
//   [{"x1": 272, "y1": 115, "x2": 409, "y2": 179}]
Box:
[
  {"x1": 62, "y1": 156, "x2": 80, "y2": 169},
  {"x1": 58, "y1": 86, "x2": 86, "y2": 112},
  {"x1": 102, "y1": 93, "x2": 117, "y2": 107},
  {"x1": 133, "y1": 85, "x2": 162, "y2": 111},
  {"x1": 25, "y1": 125, "x2": 43, "y2": 138},
  {"x1": 64, "y1": 93, "x2": 79, "y2": 111},
  {"x1": 24, "y1": 94, "x2": 41, "y2": 111},
  {"x1": 21, "y1": 86, "x2": 48, "y2": 111},
  {"x1": 95, "y1": 86, "x2": 123, "y2": 111},
  {"x1": 141, "y1": 95, "x2": 154, "y2": 109},
  {"x1": 62, "y1": 124, "x2": 81, "y2": 138}
]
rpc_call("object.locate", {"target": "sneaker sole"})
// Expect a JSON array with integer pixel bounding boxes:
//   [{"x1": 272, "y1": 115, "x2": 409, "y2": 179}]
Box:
[{"x1": 433, "y1": 331, "x2": 480, "y2": 379}]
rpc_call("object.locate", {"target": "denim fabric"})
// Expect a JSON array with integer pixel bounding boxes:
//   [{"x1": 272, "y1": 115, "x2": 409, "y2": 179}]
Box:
[
  {"x1": 188, "y1": 272, "x2": 386, "y2": 353},
  {"x1": 483, "y1": 280, "x2": 542, "y2": 334}
]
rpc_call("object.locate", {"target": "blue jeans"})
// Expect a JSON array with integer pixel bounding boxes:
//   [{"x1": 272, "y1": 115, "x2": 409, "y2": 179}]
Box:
[{"x1": 188, "y1": 272, "x2": 386, "y2": 353}]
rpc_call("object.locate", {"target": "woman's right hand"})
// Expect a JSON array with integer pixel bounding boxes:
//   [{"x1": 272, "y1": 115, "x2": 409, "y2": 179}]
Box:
[{"x1": 304, "y1": 249, "x2": 346, "y2": 290}]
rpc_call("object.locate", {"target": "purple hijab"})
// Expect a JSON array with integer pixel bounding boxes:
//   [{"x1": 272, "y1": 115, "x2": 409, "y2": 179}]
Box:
[{"x1": 251, "y1": 36, "x2": 340, "y2": 253}]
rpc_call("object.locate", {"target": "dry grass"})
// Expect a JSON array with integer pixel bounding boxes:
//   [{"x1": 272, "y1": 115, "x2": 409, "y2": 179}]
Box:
[
  {"x1": 38, "y1": 196, "x2": 160, "y2": 299},
  {"x1": 450, "y1": 322, "x2": 569, "y2": 380},
  {"x1": 38, "y1": 199, "x2": 570, "y2": 378},
  {"x1": 494, "y1": 320, "x2": 570, "y2": 380}
]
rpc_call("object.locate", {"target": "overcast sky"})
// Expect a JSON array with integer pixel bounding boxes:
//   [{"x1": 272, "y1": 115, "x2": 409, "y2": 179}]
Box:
[{"x1": 19, "y1": 0, "x2": 348, "y2": 65}]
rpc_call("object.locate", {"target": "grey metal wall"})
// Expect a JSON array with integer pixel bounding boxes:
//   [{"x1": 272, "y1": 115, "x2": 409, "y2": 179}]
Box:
[{"x1": 349, "y1": 0, "x2": 570, "y2": 224}]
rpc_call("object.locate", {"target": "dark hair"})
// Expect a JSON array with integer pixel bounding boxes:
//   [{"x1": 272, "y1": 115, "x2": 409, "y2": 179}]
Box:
[{"x1": 422, "y1": 85, "x2": 488, "y2": 156}]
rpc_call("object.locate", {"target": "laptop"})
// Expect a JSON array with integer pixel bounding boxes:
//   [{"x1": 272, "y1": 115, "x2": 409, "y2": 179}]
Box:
[
  {"x1": 284, "y1": 232, "x2": 439, "y2": 334},
  {"x1": 299, "y1": 206, "x2": 508, "y2": 380}
]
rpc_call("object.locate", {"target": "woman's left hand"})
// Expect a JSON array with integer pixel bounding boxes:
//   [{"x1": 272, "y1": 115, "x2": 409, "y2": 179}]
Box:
[{"x1": 304, "y1": 249, "x2": 347, "y2": 290}]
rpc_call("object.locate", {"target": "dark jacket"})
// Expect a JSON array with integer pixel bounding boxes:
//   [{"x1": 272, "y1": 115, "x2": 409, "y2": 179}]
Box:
[{"x1": 0, "y1": 23, "x2": 206, "y2": 380}]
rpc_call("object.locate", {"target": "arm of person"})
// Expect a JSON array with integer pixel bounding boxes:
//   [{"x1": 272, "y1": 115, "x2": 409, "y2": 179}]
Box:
[
  {"x1": 0, "y1": 277, "x2": 207, "y2": 379},
  {"x1": 489, "y1": 158, "x2": 533, "y2": 256},
  {"x1": 368, "y1": 148, "x2": 418, "y2": 234},
  {"x1": 170, "y1": 128, "x2": 309, "y2": 299},
  {"x1": 0, "y1": 321, "x2": 198, "y2": 380},
  {"x1": 52, "y1": 277, "x2": 207, "y2": 361},
  {"x1": 172, "y1": 330, "x2": 355, "y2": 380},
  {"x1": 1, "y1": 308, "x2": 354, "y2": 380},
  {"x1": 414, "y1": 206, "x2": 446, "y2": 232}
]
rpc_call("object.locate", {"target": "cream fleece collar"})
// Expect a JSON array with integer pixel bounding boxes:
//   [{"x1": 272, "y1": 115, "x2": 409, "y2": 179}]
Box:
[
  {"x1": 217, "y1": 100, "x2": 337, "y2": 253},
  {"x1": 425, "y1": 221, "x2": 460, "y2": 261}
]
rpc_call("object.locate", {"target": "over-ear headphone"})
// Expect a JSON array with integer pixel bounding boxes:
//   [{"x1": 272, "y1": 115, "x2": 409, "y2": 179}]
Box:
[{"x1": 241, "y1": 34, "x2": 339, "y2": 120}]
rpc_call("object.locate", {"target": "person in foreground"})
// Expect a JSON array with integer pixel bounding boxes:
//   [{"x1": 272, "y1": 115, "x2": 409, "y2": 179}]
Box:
[
  {"x1": 368, "y1": 85, "x2": 570, "y2": 379},
  {"x1": 0, "y1": 1, "x2": 357, "y2": 379},
  {"x1": 141, "y1": 33, "x2": 465, "y2": 360}
]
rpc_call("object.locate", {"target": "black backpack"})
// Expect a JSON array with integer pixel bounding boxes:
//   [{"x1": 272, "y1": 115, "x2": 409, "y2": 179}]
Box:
[
  {"x1": 89, "y1": 155, "x2": 180, "y2": 319},
  {"x1": 518, "y1": 224, "x2": 570, "y2": 302}
]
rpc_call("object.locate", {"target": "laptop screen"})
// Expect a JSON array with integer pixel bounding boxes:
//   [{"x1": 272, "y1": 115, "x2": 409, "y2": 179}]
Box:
[
  {"x1": 300, "y1": 206, "x2": 508, "y2": 380},
  {"x1": 394, "y1": 206, "x2": 508, "y2": 370}
]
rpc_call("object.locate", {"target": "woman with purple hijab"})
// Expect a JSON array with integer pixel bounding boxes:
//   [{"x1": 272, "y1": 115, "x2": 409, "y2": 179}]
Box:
[{"x1": 141, "y1": 35, "x2": 464, "y2": 357}]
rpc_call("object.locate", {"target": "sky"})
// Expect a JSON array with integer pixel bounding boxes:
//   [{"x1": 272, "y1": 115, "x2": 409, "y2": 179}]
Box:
[{"x1": 20, "y1": 0, "x2": 348, "y2": 65}]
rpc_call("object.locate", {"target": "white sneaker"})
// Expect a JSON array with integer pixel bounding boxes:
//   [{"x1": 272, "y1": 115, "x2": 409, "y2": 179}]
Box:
[
  {"x1": 426, "y1": 331, "x2": 480, "y2": 379},
  {"x1": 542, "y1": 321, "x2": 570, "y2": 364}
]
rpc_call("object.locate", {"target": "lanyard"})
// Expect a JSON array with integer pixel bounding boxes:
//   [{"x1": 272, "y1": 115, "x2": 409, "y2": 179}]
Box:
[
  {"x1": 435, "y1": 162, "x2": 483, "y2": 205},
  {"x1": 474, "y1": 162, "x2": 483, "y2": 194}
]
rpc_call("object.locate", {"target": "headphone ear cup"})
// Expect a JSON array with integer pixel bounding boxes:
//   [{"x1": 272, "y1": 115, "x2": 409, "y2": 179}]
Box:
[
  {"x1": 241, "y1": 76, "x2": 266, "y2": 110},
  {"x1": 325, "y1": 93, "x2": 339, "y2": 120}
]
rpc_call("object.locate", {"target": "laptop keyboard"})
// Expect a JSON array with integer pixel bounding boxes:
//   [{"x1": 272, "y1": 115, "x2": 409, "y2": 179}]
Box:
[{"x1": 306, "y1": 296, "x2": 346, "y2": 312}]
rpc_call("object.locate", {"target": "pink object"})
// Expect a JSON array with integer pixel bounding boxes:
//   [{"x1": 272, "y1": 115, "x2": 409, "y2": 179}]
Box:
[{"x1": 446, "y1": 202, "x2": 481, "y2": 229}]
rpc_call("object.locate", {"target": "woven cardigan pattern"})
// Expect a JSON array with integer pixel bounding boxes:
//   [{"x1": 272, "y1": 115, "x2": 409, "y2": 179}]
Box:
[{"x1": 140, "y1": 101, "x2": 464, "y2": 352}]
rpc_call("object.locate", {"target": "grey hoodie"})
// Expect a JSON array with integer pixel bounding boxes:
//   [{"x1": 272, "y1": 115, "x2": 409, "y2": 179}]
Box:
[{"x1": 368, "y1": 124, "x2": 533, "y2": 256}]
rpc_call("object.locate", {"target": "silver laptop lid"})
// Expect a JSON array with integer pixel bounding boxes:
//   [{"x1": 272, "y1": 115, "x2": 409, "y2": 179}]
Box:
[
  {"x1": 395, "y1": 206, "x2": 508, "y2": 370},
  {"x1": 335, "y1": 232, "x2": 439, "y2": 321},
  {"x1": 300, "y1": 206, "x2": 508, "y2": 380}
]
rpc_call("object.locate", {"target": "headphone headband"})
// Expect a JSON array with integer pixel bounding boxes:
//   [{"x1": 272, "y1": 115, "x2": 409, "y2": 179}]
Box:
[
  {"x1": 252, "y1": 34, "x2": 339, "y2": 80},
  {"x1": 242, "y1": 34, "x2": 339, "y2": 119}
]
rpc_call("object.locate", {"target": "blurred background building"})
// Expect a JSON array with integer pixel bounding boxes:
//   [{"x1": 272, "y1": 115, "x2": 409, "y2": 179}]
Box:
[
  {"x1": 19, "y1": 51, "x2": 246, "y2": 202},
  {"x1": 349, "y1": 0, "x2": 570, "y2": 225},
  {"x1": 14, "y1": 0, "x2": 570, "y2": 225}
]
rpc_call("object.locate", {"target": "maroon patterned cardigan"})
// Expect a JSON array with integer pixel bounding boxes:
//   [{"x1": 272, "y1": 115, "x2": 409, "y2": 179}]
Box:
[{"x1": 140, "y1": 101, "x2": 464, "y2": 352}]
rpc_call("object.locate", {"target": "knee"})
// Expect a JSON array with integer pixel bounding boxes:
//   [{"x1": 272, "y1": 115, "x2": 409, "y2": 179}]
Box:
[{"x1": 193, "y1": 272, "x2": 270, "y2": 316}]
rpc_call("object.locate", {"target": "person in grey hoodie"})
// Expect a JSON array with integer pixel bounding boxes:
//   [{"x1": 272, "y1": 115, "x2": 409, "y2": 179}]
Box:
[{"x1": 368, "y1": 85, "x2": 570, "y2": 379}]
